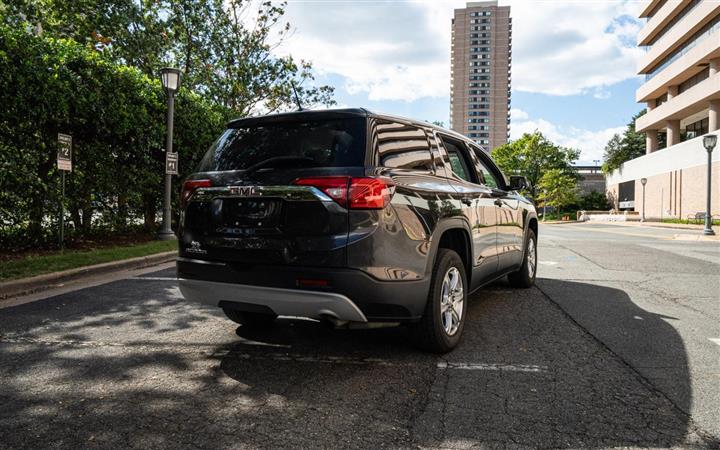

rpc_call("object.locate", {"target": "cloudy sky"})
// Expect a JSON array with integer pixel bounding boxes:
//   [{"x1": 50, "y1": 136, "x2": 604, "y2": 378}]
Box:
[{"x1": 276, "y1": 0, "x2": 647, "y2": 164}]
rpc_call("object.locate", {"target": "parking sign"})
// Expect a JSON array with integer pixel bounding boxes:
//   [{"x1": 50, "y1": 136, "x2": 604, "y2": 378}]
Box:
[
  {"x1": 166, "y1": 152, "x2": 179, "y2": 175},
  {"x1": 57, "y1": 133, "x2": 72, "y2": 171}
]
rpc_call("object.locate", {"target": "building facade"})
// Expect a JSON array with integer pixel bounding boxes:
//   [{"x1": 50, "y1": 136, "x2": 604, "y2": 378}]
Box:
[
  {"x1": 607, "y1": 0, "x2": 720, "y2": 219},
  {"x1": 450, "y1": 1, "x2": 511, "y2": 151}
]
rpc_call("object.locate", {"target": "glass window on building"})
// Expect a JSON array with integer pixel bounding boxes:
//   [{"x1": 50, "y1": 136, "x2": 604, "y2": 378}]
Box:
[{"x1": 684, "y1": 118, "x2": 708, "y2": 140}]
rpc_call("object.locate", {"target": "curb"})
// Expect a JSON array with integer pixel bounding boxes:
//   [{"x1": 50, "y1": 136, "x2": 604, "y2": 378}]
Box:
[
  {"x1": 0, "y1": 251, "x2": 177, "y2": 300},
  {"x1": 540, "y1": 220, "x2": 581, "y2": 225}
]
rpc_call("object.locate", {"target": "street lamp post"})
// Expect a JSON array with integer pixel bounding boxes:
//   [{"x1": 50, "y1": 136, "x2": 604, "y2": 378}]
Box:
[
  {"x1": 640, "y1": 177, "x2": 647, "y2": 222},
  {"x1": 158, "y1": 68, "x2": 181, "y2": 240},
  {"x1": 702, "y1": 134, "x2": 716, "y2": 236}
]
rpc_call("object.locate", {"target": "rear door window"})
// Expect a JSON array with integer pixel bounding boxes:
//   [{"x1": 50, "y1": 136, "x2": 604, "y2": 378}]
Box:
[
  {"x1": 440, "y1": 137, "x2": 478, "y2": 183},
  {"x1": 197, "y1": 118, "x2": 366, "y2": 171},
  {"x1": 374, "y1": 121, "x2": 433, "y2": 172}
]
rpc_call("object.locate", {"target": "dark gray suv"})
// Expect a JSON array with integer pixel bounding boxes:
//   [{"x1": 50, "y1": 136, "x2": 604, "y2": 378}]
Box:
[{"x1": 177, "y1": 108, "x2": 538, "y2": 352}]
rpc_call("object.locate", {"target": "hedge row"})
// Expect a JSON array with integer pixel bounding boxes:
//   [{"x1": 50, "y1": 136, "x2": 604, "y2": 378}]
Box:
[{"x1": 0, "y1": 24, "x2": 232, "y2": 249}]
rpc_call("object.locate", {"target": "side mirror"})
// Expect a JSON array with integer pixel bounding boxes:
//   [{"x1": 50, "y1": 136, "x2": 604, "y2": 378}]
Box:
[{"x1": 509, "y1": 175, "x2": 528, "y2": 191}]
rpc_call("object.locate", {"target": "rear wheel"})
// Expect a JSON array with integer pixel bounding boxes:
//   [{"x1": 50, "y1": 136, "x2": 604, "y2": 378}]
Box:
[
  {"x1": 223, "y1": 309, "x2": 277, "y2": 329},
  {"x1": 508, "y1": 229, "x2": 537, "y2": 288},
  {"x1": 412, "y1": 249, "x2": 467, "y2": 353}
]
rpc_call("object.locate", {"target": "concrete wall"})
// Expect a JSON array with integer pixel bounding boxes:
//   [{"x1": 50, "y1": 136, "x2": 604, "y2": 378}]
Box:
[
  {"x1": 606, "y1": 134, "x2": 720, "y2": 219},
  {"x1": 628, "y1": 163, "x2": 720, "y2": 219}
]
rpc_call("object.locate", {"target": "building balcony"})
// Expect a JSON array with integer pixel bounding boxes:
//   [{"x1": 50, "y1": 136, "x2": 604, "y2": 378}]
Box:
[
  {"x1": 638, "y1": 0, "x2": 695, "y2": 46},
  {"x1": 640, "y1": 0, "x2": 664, "y2": 19},
  {"x1": 636, "y1": 30, "x2": 720, "y2": 102},
  {"x1": 637, "y1": 1, "x2": 720, "y2": 74},
  {"x1": 636, "y1": 71, "x2": 720, "y2": 132}
]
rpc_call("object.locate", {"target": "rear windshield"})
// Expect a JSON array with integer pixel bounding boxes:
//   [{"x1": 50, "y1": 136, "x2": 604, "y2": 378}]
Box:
[{"x1": 197, "y1": 118, "x2": 366, "y2": 171}]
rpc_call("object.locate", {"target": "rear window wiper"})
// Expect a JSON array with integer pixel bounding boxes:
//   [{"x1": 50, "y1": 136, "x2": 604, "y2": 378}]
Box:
[{"x1": 242, "y1": 156, "x2": 318, "y2": 174}]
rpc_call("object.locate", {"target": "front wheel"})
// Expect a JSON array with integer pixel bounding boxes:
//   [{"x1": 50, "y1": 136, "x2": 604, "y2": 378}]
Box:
[
  {"x1": 508, "y1": 228, "x2": 537, "y2": 288},
  {"x1": 412, "y1": 248, "x2": 467, "y2": 353}
]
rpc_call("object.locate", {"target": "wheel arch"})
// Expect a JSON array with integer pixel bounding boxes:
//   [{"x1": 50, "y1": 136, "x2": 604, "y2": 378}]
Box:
[{"x1": 426, "y1": 219, "x2": 473, "y2": 287}]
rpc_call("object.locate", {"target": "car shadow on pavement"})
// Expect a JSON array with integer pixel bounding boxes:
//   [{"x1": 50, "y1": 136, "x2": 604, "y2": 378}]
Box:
[
  {"x1": 0, "y1": 277, "x2": 716, "y2": 448},
  {"x1": 220, "y1": 279, "x2": 715, "y2": 449}
]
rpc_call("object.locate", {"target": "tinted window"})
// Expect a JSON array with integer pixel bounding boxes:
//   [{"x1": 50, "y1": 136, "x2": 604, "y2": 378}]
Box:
[
  {"x1": 375, "y1": 121, "x2": 432, "y2": 171},
  {"x1": 197, "y1": 118, "x2": 366, "y2": 171},
  {"x1": 441, "y1": 138, "x2": 476, "y2": 183},
  {"x1": 448, "y1": 151, "x2": 470, "y2": 182},
  {"x1": 468, "y1": 144, "x2": 503, "y2": 189}
]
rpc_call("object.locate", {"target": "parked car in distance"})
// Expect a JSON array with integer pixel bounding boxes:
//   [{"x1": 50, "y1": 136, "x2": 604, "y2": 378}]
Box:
[{"x1": 177, "y1": 108, "x2": 538, "y2": 352}]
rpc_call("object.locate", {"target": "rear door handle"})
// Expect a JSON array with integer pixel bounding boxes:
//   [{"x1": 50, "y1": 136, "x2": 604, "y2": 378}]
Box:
[{"x1": 494, "y1": 198, "x2": 504, "y2": 207}]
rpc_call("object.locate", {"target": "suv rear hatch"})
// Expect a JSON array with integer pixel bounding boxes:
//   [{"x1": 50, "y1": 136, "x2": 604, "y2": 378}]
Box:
[{"x1": 180, "y1": 113, "x2": 390, "y2": 268}]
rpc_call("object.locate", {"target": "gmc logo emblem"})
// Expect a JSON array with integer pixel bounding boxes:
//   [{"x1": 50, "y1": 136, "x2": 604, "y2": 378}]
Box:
[{"x1": 230, "y1": 186, "x2": 257, "y2": 196}]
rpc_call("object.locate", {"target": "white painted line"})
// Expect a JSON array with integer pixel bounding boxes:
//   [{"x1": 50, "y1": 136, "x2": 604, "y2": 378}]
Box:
[
  {"x1": 538, "y1": 261, "x2": 558, "y2": 266},
  {"x1": 633, "y1": 315, "x2": 644, "y2": 321},
  {"x1": 437, "y1": 362, "x2": 548, "y2": 373},
  {"x1": 709, "y1": 338, "x2": 720, "y2": 346},
  {"x1": 129, "y1": 277, "x2": 178, "y2": 281}
]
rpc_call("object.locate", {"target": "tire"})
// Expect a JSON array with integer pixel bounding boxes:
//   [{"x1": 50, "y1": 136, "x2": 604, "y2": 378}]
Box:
[
  {"x1": 412, "y1": 248, "x2": 467, "y2": 353},
  {"x1": 223, "y1": 309, "x2": 277, "y2": 329},
  {"x1": 508, "y1": 228, "x2": 537, "y2": 288}
]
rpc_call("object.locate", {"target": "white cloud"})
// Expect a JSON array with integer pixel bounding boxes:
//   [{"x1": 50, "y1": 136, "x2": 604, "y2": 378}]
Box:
[
  {"x1": 510, "y1": 2, "x2": 644, "y2": 95},
  {"x1": 511, "y1": 114, "x2": 625, "y2": 163},
  {"x1": 510, "y1": 108, "x2": 529, "y2": 121},
  {"x1": 278, "y1": 0, "x2": 644, "y2": 101}
]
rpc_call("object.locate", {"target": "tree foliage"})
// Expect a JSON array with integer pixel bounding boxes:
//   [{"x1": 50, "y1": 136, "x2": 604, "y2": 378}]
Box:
[
  {"x1": 602, "y1": 110, "x2": 646, "y2": 174},
  {"x1": 0, "y1": 23, "x2": 229, "y2": 248},
  {"x1": 537, "y1": 169, "x2": 578, "y2": 213},
  {"x1": 0, "y1": 0, "x2": 335, "y2": 249},
  {"x1": 2, "y1": 0, "x2": 335, "y2": 114},
  {"x1": 576, "y1": 190, "x2": 610, "y2": 211},
  {"x1": 491, "y1": 131, "x2": 580, "y2": 199}
]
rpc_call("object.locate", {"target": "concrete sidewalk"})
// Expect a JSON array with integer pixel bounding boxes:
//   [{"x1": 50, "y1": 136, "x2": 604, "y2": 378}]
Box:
[{"x1": 0, "y1": 251, "x2": 177, "y2": 300}]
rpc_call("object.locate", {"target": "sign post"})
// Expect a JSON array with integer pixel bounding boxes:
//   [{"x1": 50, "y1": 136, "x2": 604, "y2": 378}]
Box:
[{"x1": 57, "y1": 133, "x2": 72, "y2": 249}]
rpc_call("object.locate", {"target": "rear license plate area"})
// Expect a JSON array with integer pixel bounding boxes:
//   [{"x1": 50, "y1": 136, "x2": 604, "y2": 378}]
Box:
[{"x1": 221, "y1": 198, "x2": 282, "y2": 230}]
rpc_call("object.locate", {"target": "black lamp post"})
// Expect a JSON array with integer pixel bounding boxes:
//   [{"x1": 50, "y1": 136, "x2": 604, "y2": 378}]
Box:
[
  {"x1": 702, "y1": 134, "x2": 716, "y2": 236},
  {"x1": 158, "y1": 67, "x2": 181, "y2": 240},
  {"x1": 640, "y1": 177, "x2": 647, "y2": 222}
]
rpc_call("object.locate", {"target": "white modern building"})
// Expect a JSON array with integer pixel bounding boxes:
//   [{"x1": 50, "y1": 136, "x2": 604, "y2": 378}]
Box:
[{"x1": 607, "y1": 0, "x2": 720, "y2": 220}]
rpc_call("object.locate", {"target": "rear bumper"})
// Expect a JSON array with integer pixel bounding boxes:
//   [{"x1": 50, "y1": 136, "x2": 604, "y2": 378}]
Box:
[
  {"x1": 179, "y1": 278, "x2": 367, "y2": 322},
  {"x1": 176, "y1": 257, "x2": 429, "y2": 321}
]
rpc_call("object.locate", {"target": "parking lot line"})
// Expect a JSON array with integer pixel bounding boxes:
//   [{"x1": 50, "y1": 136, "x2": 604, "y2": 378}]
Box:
[
  {"x1": 436, "y1": 361, "x2": 548, "y2": 373},
  {"x1": 709, "y1": 338, "x2": 720, "y2": 346},
  {"x1": 129, "y1": 276, "x2": 178, "y2": 281}
]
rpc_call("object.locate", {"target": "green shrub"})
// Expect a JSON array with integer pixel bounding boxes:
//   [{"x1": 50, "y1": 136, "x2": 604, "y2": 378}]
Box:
[{"x1": 0, "y1": 24, "x2": 230, "y2": 250}]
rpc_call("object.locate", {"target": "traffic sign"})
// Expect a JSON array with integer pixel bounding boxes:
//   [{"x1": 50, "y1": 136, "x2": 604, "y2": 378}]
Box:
[
  {"x1": 166, "y1": 152, "x2": 178, "y2": 175},
  {"x1": 57, "y1": 133, "x2": 72, "y2": 171}
]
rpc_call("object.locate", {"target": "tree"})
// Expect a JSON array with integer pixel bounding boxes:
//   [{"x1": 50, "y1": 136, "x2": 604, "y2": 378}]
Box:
[
  {"x1": 538, "y1": 169, "x2": 578, "y2": 213},
  {"x1": 491, "y1": 131, "x2": 580, "y2": 199},
  {"x1": 0, "y1": 23, "x2": 229, "y2": 247},
  {"x1": 3, "y1": 0, "x2": 335, "y2": 115},
  {"x1": 602, "y1": 110, "x2": 646, "y2": 173}
]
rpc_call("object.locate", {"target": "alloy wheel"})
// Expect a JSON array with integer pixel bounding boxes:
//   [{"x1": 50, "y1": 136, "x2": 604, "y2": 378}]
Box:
[{"x1": 440, "y1": 267, "x2": 464, "y2": 336}]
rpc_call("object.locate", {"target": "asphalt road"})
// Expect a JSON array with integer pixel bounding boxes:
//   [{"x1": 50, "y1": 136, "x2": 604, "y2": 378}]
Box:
[{"x1": 0, "y1": 223, "x2": 718, "y2": 449}]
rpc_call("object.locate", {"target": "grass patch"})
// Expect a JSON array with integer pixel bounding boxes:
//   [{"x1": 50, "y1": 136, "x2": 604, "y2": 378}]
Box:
[
  {"x1": 0, "y1": 240, "x2": 177, "y2": 282},
  {"x1": 661, "y1": 218, "x2": 720, "y2": 226}
]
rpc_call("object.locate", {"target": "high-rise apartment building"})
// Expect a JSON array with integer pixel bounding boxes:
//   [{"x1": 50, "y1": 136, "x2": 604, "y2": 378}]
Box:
[
  {"x1": 450, "y1": 1, "x2": 511, "y2": 151},
  {"x1": 606, "y1": 0, "x2": 720, "y2": 219}
]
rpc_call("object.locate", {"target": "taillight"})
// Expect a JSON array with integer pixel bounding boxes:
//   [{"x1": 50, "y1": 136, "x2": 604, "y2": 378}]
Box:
[
  {"x1": 348, "y1": 177, "x2": 395, "y2": 209},
  {"x1": 181, "y1": 179, "x2": 211, "y2": 207},
  {"x1": 293, "y1": 176, "x2": 394, "y2": 210}
]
